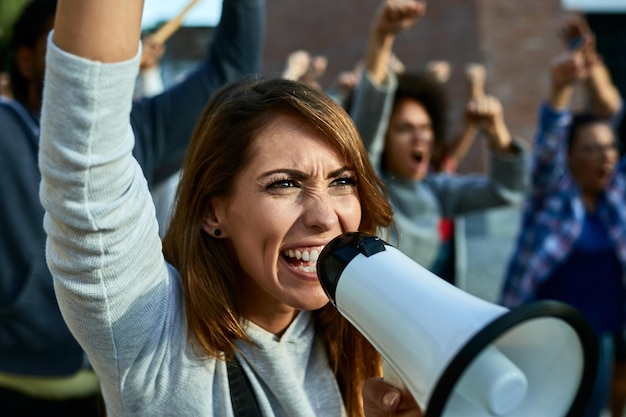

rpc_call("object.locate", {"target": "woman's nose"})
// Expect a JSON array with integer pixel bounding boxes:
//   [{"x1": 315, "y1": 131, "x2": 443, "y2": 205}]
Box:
[
  {"x1": 302, "y1": 194, "x2": 338, "y2": 231},
  {"x1": 412, "y1": 129, "x2": 432, "y2": 145}
]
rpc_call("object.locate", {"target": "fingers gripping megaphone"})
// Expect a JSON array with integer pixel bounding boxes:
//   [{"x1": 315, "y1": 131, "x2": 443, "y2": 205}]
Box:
[{"x1": 317, "y1": 232, "x2": 598, "y2": 417}]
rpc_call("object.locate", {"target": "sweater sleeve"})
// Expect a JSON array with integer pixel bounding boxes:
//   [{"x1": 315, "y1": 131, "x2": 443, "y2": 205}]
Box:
[
  {"x1": 349, "y1": 70, "x2": 397, "y2": 168},
  {"x1": 130, "y1": 0, "x2": 265, "y2": 186},
  {"x1": 39, "y1": 36, "x2": 186, "y2": 414},
  {"x1": 429, "y1": 139, "x2": 530, "y2": 218},
  {"x1": 531, "y1": 102, "x2": 571, "y2": 198}
]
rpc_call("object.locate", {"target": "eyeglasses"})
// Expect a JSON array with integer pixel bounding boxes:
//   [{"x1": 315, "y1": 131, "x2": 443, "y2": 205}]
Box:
[{"x1": 577, "y1": 143, "x2": 618, "y2": 158}]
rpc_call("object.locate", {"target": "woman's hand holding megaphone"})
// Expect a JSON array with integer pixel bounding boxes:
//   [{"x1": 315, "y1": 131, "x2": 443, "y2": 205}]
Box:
[{"x1": 362, "y1": 377, "x2": 423, "y2": 417}]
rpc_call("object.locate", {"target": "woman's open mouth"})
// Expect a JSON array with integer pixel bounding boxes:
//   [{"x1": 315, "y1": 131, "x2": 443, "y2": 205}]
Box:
[{"x1": 281, "y1": 248, "x2": 321, "y2": 273}]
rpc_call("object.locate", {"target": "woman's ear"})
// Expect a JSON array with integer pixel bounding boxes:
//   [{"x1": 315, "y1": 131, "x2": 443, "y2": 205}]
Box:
[{"x1": 201, "y1": 196, "x2": 228, "y2": 238}]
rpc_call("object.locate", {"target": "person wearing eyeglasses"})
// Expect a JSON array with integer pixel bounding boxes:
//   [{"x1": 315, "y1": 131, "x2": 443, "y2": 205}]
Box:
[{"x1": 500, "y1": 18, "x2": 625, "y2": 417}]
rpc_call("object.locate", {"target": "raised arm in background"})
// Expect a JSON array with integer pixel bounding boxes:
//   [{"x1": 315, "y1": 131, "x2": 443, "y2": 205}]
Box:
[
  {"x1": 364, "y1": 0, "x2": 425, "y2": 85},
  {"x1": 558, "y1": 15, "x2": 622, "y2": 119},
  {"x1": 349, "y1": 0, "x2": 426, "y2": 164},
  {"x1": 437, "y1": 63, "x2": 484, "y2": 171}
]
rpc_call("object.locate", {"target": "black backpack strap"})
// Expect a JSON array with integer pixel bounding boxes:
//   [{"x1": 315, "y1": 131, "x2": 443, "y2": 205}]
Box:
[{"x1": 227, "y1": 357, "x2": 262, "y2": 417}]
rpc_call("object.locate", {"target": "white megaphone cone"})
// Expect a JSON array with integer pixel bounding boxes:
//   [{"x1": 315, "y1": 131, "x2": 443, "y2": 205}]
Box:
[{"x1": 317, "y1": 232, "x2": 598, "y2": 417}]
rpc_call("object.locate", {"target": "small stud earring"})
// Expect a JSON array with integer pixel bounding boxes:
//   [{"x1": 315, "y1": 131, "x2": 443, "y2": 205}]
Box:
[{"x1": 214, "y1": 229, "x2": 222, "y2": 237}]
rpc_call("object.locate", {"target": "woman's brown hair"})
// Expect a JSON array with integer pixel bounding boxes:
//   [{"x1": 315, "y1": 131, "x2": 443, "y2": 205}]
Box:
[{"x1": 162, "y1": 76, "x2": 394, "y2": 416}]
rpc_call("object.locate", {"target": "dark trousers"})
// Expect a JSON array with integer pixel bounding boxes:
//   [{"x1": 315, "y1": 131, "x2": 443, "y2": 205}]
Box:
[{"x1": 0, "y1": 386, "x2": 105, "y2": 417}]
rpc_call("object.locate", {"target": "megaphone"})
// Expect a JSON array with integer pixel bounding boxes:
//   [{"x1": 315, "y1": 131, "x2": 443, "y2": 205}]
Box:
[{"x1": 317, "y1": 232, "x2": 598, "y2": 417}]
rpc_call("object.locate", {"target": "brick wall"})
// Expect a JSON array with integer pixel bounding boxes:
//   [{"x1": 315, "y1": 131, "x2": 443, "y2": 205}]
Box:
[
  {"x1": 264, "y1": 0, "x2": 572, "y2": 173},
  {"x1": 163, "y1": 0, "x2": 578, "y2": 173}
]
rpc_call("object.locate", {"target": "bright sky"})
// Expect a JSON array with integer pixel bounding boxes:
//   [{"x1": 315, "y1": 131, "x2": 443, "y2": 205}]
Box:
[
  {"x1": 561, "y1": 0, "x2": 626, "y2": 11},
  {"x1": 142, "y1": 0, "x2": 222, "y2": 29}
]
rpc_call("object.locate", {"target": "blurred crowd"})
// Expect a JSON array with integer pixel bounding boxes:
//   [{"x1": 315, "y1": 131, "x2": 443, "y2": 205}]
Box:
[{"x1": 1, "y1": 0, "x2": 626, "y2": 416}]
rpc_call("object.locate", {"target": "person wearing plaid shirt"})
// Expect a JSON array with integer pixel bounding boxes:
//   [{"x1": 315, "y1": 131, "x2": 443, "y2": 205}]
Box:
[{"x1": 500, "y1": 25, "x2": 625, "y2": 417}]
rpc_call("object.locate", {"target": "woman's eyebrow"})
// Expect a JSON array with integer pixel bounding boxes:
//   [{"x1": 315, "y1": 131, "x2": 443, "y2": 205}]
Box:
[
  {"x1": 260, "y1": 169, "x2": 309, "y2": 181},
  {"x1": 259, "y1": 166, "x2": 353, "y2": 180},
  {"x1": 328, "y1": 166, "x2": 354, "y2": 179}
]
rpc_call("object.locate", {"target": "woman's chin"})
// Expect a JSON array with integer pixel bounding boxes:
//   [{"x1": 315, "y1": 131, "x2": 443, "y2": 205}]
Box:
[{"x1": 288, "y1": 291, "x2": 330, "y2": 312}]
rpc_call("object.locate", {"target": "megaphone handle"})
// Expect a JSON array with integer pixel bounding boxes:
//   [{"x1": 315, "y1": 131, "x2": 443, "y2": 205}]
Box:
[{"x1": 383, "y1": 358, "x2": 407, "y2": 390}]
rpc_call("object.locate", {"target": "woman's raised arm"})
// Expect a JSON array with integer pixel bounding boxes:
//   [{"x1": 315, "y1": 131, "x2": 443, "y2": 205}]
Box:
[{"x1": 53, "y1": 0, "x2": 143, "y2": 62}]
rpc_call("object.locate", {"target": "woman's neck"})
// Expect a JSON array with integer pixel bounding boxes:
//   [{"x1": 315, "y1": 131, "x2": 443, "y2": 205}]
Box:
[
  {"x1": 244, "y1": 308, "x2": 300, "y2": 337},
  {"x1": 581, "y1": 191, "x2": 598, "y2": 212}
]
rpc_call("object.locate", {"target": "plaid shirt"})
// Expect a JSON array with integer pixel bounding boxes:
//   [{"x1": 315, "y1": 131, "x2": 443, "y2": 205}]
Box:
[{"x1": 500, "y1": 102, "x2": 626, "y2": 308}]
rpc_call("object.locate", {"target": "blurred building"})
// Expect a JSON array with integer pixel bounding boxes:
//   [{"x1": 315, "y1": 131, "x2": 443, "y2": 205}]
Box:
[{"x1": 161, "y1": 0, "x2": 626, "y2": 174}]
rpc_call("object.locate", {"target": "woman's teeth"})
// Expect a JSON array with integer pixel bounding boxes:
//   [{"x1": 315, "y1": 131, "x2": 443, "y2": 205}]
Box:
[
  {"x1": 296, "y1": 265, "x2": 316, "y2": 273},
  {"x1": 285, "y1": 248, "x2": 320, "y2": 262},
  {"x1": 283, "y1": 248, "x2": 320, "y2": 273}
]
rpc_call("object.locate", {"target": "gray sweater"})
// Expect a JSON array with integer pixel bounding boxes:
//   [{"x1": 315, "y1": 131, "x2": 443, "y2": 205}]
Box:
[
  {"x1": 350, "y1": 72, "x2": 529, "y2": 276},
  {"x1": 39, "y1": 38, "x2": 345, "y2": 417},
  {"x1": 1, "y1": 0, "x2": 265, "y2": 379}
]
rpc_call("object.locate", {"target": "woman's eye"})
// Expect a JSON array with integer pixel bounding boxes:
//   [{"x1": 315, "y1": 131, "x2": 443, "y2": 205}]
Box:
[
  {"x1": 331, "y1": 176, "x2": 357, "y2": 188},
  {"x1": 267, "y1": 178, "x2": 299, "y2": 190}
]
